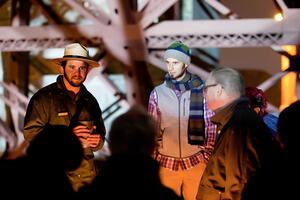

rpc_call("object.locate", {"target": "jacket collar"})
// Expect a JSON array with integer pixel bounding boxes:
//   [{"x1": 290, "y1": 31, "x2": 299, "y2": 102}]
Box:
[{"x1": 210, "y1": 97, "x2": 249, "y2": 130}]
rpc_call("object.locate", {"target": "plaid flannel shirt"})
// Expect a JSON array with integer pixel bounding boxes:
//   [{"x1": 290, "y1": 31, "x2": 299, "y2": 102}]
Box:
[{"x1": 148, "y1": 89, "x2": 216, "y2": 171}]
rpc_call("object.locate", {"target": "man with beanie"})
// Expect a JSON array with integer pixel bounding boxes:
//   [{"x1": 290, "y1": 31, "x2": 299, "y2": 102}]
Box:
[{"x1": 148, "y1": 41, "x2": 216, "y2": 200}]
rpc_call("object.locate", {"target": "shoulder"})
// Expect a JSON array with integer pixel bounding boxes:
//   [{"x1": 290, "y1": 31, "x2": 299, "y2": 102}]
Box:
[
  {"x1": 151, "y1": 83, "x2": 170, "y2": 99},
  {"x1": 233, "y1": 101, "x2": 259, "y2": 122},
  {"x1": 154, "y1": 82, "x2": 168, "y2": 93},
  {"x1": 83, "y1": 88, "x2": 97, "y2": 102},
  {"x1": 30, "y1": 82, "x2": 57, "y2": 102},
  {"x1": 190, "y1": 73, "x2": 204, "y2": 85},
  {"x1": 155, "y1": 82, "x2": 166, "y2": 89},
  {"x1": 81, "y1": 86, "x2": 100, "y2": 106},
  {"x1": 231, "y1": 101, "x2": 268, "y2": 134}
]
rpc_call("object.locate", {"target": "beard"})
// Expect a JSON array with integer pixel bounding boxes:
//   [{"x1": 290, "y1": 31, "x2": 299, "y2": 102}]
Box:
[
  {"x1": 169, "y1": 65, "x2": 187, "y2": 80},
  {"x1": 64, "y1": 70, "x2": 87, "y2": 87}
]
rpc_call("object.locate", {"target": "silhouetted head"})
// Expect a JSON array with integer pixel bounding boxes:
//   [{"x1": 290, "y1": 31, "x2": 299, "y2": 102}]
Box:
[
  {"x1": 26, "y1": 125, "x2": 83, "y2": 172},
  {"x1": 108, "y1": 105, "x2": 157, "y2": 156},
  {"x1": 277, "y1": 100, "x2": 300, "y2": 150}
]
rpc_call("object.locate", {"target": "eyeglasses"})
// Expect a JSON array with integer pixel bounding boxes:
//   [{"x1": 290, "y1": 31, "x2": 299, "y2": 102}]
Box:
[{"x1": 203, "y1": 83, "x2": 218, "y2": 93}]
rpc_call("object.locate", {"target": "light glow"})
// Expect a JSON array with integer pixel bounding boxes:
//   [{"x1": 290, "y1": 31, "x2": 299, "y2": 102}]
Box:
[
  {"x1": 274, "y1": 13, "x2": 283, "y2": 22},
  {"x1": 280, "y1": 45, "x2": 297, "y2": 111}
]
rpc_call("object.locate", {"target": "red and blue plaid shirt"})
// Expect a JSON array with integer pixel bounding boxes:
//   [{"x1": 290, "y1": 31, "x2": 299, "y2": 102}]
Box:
[{"x1": 148, "y1": 89, "x2": 216, "y2": 171}]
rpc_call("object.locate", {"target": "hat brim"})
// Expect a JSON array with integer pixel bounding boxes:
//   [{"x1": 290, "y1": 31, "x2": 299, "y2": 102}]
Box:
[{"x1": 51, "y1": 57, "x2": 100, "y2": 68}]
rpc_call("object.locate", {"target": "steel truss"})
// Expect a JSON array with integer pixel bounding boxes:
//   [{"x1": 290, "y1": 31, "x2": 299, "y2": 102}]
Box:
[{"x1": 0, "y1": 0, "x2": 299, "y2": 154}]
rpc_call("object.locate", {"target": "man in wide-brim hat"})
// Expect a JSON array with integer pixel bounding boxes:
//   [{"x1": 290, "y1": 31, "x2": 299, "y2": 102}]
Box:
[
  {"x1": 24, "y1": 43, "x2": 106, "y2": 192},
  {"x1": 52, "y1": 43, "x2": 99, "y2": 68}
]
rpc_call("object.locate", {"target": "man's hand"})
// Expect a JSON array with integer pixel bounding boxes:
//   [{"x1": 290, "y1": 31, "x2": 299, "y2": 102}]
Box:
[
  {"x1": 73, "y1": 125, "x2": 101, "y2": 148},
  {"x1": 72, "y1": 125, "x2": 90, "y2": 148},
  {"x1": 87, "y1": 125, "x2": 101, "y2": 148}
]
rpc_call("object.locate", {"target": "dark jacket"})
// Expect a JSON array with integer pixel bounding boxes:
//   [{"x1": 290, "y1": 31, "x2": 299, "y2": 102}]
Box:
[
  {"x1": 196, "y1": 97, "x2": 277, "y2": 200},
  {"x1": 24, "y1": 75, "x2": 106, "y2": 191}
]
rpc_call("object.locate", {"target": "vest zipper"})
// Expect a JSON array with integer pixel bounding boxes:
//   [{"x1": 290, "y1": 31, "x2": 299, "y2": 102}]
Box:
[
  {"x1": 183, "y1": 98, "x2": 186, "y2": 116},
  {"x1": 178, "y1": 96, "x2": 182, "y2": 158}
]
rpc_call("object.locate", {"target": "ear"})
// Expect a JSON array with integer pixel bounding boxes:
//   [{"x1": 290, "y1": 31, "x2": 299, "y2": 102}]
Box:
[
  {"x1": 59, "y1": 66, "x2": 64, "y2": 75},
  {"x1": 87, "y1": 67, "x2": 92, "y2": 74},
  {"x1": 216, "y1": 84, "x2": 223, "y2": 96}
]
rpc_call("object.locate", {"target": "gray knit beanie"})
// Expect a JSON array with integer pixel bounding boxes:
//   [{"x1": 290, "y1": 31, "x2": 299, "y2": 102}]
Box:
[{"x1": 164, "y1": 40, "x2": 191, "y2": 65}]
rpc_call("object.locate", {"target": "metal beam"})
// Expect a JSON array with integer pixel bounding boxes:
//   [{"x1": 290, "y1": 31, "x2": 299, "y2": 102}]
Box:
[
  {"x1": 30, "y1": 0, "x2": 64, "y2": 24},
  {"x1": 0, "y1": 119, "x2": 16, "y2": 152},
  {"x1": 204, "y1": 0, "x2": 239, "y2": 19},
  {"x1": 138, "y1": 0, "x2": 150, "y2": 12},
  {"x1": 115, "y1": 0, "x2": 153, "y2": 107},
  {"x1": 61, "y1": 0, "x2": 139, "y2": 66},
  {"x1": 0, "y1": 82, "x2": 29, "y2": 148},
  {"x1": 145, "y1": 18, "x2": 300, "y2": 48},
  {"x1": 1, "y1": 12, "x2": 300, "y2": 51},
  {"x1": 138, "y1": 0, "x2": 178, "y2": 29},
  {"x1": 85, "y1": 65, "x2": 130, "y2": 110},
  {"x1": 257, "y1": 71, "x2": 288, "y2": 91},
  {"x1": 0, "y1": 24, "x2": 103, "y2": 51},
  {"x1": 62, "y1": 0, "x2": 109, "y2": 26},
  {"x1": 74, "y1": 0, "x2": 111, "y2": 25},
  {"x1": 266, "y1": 102, "x2": 280, "y2": 113},
  {"x1": 106, "y1": 0, "x2": 123, "y2": 25},
  {"x1": 197, "y1": 0, "x2": 215, "y2": 19}
]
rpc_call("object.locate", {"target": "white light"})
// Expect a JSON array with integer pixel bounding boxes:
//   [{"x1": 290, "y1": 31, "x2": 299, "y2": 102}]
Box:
[
  {"x1": 274, "y1": 13, "x2": 283, "y2": 22},
  {"x1": 83, "y1": 1, "x2": 90, "y2": 8}
]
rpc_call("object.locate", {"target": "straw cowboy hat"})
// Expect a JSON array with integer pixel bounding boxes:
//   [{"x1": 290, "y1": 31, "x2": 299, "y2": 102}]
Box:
[{"x1": 52, "y1": 43, "x2": 100, "y2": 68}]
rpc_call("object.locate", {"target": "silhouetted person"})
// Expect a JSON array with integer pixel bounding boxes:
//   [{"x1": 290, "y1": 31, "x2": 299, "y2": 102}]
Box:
[
  {"x1": 275, "y1": 101, "x2": 300, "y2": 199},
  {"x1": 0, "y1": 125, "x2": 83, "y2": 197},
  {"x1": 242, "y1": 101, "x2": 300, "y2": 200},
  {"x1": 79, "y1": 106, "x2": 181, "y2": 199},
  {"x1": 277, "y1": 100, "x2": 300, "y2": 151}
]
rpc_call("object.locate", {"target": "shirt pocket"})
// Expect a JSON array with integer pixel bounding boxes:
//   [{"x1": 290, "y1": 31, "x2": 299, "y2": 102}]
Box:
[{"x1": 52, "y1": 99, "x2": 71, "y2": 125}]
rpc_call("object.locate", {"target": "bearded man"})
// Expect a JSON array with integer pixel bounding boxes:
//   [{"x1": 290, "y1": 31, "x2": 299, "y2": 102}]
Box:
[{"x1": 23, "y1": 43, "x2": 106, "y2": 192}]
